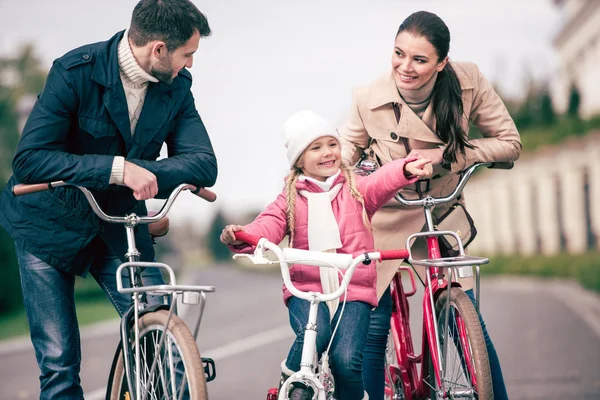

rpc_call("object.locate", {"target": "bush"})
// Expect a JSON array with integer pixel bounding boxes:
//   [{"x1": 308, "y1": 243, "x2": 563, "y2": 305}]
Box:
[
  {"x1": 482, "y1": 252, "x2": 600, "y2": 293},
  {"x1": 0, "y1": 230, "x2": 23, "y2": 313}
]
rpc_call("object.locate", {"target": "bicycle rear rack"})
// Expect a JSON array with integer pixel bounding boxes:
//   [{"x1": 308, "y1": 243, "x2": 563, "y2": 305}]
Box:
[
  {"x1": 409, "y1": 255, "x2": 489, "y2": 268},
  {"x1": 405, "y1": 231, "x2": 489, "y2": 268}
]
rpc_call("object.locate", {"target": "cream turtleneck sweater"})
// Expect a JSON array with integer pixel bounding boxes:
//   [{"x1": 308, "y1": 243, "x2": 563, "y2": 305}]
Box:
[
  {"x1": 398, "y1": 71, "x2": 438, "y2": 119},
  {"x1": 109, "y1": 30, "x2": 159, "y2": 185}
]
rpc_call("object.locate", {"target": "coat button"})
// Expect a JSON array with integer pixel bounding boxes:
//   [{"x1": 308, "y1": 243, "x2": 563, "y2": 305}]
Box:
[
  {"x1": 82, "y1": 54, "x2": 90, "y2": 60},
  {"x1": 390, "y1": 132, "x2": 398, "y2": 140}
]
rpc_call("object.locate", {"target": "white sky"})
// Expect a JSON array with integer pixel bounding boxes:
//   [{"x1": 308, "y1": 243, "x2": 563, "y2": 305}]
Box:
[{"x1": 0, "y1": 0, "x2": 563, "y2": 227}]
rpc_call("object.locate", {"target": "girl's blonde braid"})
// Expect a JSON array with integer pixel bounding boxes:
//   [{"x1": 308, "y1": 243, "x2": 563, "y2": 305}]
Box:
[
  {"x1": 341, "y1": 163, "x2": 371, "y2": 229},
  {"x1": 284, "y1": 168, "x2": 302, "y2": 247}
]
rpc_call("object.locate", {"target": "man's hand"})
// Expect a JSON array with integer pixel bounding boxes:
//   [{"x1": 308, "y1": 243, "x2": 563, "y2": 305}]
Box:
[
  {"x1": 404, "y1": 157, "x2": 433, "y2": 178},
  {"x1": 123, "y1": 161, "x2": 158, "y2": 200},
  {"x1": 220, "y1": 225, "x2": 245, "y2": 245}
]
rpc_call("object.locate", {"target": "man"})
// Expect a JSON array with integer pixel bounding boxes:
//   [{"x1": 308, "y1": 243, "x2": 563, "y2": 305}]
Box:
[{"x1": 0, "y1": 0, "x2": 217, "y2": 398}]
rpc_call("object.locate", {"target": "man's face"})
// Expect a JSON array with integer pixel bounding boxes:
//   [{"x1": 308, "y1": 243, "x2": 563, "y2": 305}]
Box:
[{"x1": 151, "y1": 30, "x2": 200, "y2": 84}]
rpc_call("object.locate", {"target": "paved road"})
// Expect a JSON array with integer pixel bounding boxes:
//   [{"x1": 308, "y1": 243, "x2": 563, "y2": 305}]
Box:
[{"x1": 1, "y1": 265, "x2": 599, "y2": 400}]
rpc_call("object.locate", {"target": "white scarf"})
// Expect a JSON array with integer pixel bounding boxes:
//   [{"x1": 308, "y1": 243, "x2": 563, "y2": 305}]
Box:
[{"x1": 298, "y1": 173, "x2": 344, "y2": 318}]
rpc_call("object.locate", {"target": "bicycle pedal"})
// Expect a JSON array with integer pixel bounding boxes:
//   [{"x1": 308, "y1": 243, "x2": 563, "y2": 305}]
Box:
[
  {"x1": 266, "y1": 388, "x2": 278, "y2": 400},
  {"x1": 202, "y1": 357, "x2": 216, "y2": 382}
]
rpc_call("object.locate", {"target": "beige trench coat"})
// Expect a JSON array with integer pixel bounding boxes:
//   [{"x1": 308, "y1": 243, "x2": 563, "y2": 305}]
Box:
[{"x1": 339, "y1": 61, "x2": 522, "y2": 299}]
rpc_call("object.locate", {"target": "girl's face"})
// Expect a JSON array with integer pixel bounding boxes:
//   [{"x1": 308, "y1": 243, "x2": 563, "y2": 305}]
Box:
[
  {"x1": 391, "y1": 31, "x2": 448, "y2": 90},
  {"x1": 296, "y1": 136, "x2": 341, "y2": 182}
]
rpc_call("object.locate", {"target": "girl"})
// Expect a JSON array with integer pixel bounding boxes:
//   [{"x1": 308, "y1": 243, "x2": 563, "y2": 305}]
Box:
[
  {"x1": 339, "y1": 11, "x2": 521, "y2": 400},
  {"x1": 221, "y1": 110, "x2": 432, "y2": 400}
]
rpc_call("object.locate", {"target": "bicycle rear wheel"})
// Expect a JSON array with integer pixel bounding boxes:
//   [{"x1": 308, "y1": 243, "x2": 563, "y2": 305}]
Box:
[
  {"x1": 107, "y1": 309, "x2": 208, "y2": 400},
  {"x1": 427, "y1": 288, "x2": 493, "y2": 400}
]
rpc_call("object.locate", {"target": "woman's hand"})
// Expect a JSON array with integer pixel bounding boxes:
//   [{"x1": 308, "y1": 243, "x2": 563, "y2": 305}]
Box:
[
  {"x1": 407, "y1": 148, "x2": 444, "y2": 165},
  {"x1": 220, "y1": 225, "x2": 245, "y2": 245},
  {"x1": 404, "y1": 157, "x2": 433, "y2": 178}
]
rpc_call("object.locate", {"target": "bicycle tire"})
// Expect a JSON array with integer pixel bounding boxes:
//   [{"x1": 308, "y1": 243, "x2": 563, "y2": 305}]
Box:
[
  {"x1": 426, "y1": 288, "x2": 493, "y2": 400},
  {"x1": 384, "y1": 332, "x2": 405, "y2": 400},
  {"x1": 106, "y1": 310, "x2": 208, "y2": 400},
  {"x1": 289, "y1": 387, "x2": 312, "y2": 400}
]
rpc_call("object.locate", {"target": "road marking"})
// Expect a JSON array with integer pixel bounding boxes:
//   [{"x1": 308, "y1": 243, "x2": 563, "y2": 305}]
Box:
[
  {"x1": 86, "y1": 388, "x2": 106, "y2": 400},
  {"x1": 488, "y1": 277, "x2": 600, "y2": 339},
  {"x1": 86, "y1": 324, "x2": 293, "y2": 400},
  {"x1": 201, "y1": 324, "x2": 293, "y2": 361},
  {"x1": 549, "y1": 280, "x2": 600, "y2": 339}
]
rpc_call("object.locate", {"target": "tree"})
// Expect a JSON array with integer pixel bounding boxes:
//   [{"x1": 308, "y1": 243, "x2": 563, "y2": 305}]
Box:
[
  {"x1": 206, "y1": 210, "x2": 231, "y2": 262},
  {"x1": 567, "y1": 82, "x2": 581, "y2": 120},
  {"x1": 0, "y1": 45, "x2": 47, "y2": 314},
  {"x1": 539, "y1": 87, "x2": 557, "y2": 126}
]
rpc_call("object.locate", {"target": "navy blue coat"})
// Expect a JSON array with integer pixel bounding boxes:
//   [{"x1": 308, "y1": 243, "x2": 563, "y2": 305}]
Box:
[{"x1": 0, "y1": 31, "x2": 218, "y2": 274}]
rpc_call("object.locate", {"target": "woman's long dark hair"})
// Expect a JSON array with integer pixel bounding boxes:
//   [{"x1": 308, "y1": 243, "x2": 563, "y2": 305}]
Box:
[{"x1": 397, "y1": 11, "x2": 474, "y2": 163}]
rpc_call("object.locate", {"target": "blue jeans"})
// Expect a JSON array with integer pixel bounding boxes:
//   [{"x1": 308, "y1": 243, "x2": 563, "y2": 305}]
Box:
[
  {"x1": 362, "y1": 287, "x2": 508, "y2": 400},
  {"x1": 286, "y1": 297, "x2": 371, "y2": 400},
  {"x1": 15, "y1": 243, "x2": 164, "y2": 400}
]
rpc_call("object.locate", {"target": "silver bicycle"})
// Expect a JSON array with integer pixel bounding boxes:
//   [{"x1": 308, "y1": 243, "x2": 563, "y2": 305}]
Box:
[{"x1": 13, "y1": 182, "x2": 217, "y2": 400}]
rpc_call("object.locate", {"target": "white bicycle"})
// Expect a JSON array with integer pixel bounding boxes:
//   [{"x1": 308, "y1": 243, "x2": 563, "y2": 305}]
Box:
[{"x1": 232, "y1": 231, "x2": 408, "y2": 400}]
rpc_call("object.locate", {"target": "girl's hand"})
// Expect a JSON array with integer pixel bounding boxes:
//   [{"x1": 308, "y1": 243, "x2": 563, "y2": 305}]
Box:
[
  {"x1": 404, "y1": 158, "x2": 433, "y2": 178},
  {"x1": 220, "y1": 225, "x2": 245, "y2": 245}
]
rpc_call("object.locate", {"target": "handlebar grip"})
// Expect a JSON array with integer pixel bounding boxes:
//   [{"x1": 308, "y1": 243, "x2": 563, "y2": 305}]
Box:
[
  {"x1": 192, "y1": 187, "x2": 217, "y2": 202},
  {"x1": 379, "y1": 249, "x2": 409, "y2": 260},
  {"x1": 488, "y1": 161, "x2": 514, "y2": 170},
  {"x1": 13, "y1": 183, "x2": 53, "y2": 196},
  {"x1": 234, "y1": 231, "x2": 262, "y2": 246}
]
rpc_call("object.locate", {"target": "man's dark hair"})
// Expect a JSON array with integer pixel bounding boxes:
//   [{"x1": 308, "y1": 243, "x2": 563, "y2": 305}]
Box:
[{"x1": 129, "y1": 0, "x2": 212, "y2": 51}]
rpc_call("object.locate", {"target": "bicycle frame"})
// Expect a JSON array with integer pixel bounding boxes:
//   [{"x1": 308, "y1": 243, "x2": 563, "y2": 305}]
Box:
[
  {"x1": 13, "y1": 181, "x2": 217, "y2": 400},
  {"x1": 75, "y1": 183, "x2": 217, "y2": 400},
  {"x1": 234, "y1": 232, "x2": 408, "y2": 400},
  {"x1": 381, "y1": 162, "x2": 511, "y2": 400}
]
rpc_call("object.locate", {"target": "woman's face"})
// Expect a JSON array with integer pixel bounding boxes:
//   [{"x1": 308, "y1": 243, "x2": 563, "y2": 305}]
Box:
[{"x1": 391, "y1": 31, "x2": 448, "y2": 90}]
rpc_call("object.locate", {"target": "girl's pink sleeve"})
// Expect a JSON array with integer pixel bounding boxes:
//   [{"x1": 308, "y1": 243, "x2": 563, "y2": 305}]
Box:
[
  {"x1": 357, "y1": 158, "x2": 419, "y2": 216},
  {"x1": 228, "y1": 192, "x2": 288, "y2": 253}
]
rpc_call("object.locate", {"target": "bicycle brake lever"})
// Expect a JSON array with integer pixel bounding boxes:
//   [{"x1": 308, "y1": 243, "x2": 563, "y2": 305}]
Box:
[{"x1": 232, "y1": 253, "x2": 270, "y2": 265}]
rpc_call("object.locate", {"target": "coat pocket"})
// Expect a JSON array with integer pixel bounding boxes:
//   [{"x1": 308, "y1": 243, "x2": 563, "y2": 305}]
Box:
[{"x1": 78, "y1": 115, "x2": 120, "y2": 154}]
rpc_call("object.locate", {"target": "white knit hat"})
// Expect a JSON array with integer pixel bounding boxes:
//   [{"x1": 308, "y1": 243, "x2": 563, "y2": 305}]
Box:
[{"x1": 283, "y1": 110, "x2": 340, "y2": 167}]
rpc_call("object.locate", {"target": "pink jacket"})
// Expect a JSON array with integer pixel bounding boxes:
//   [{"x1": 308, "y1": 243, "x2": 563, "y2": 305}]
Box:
[{"x1": 229, "y1": 158, "x2": 418, "y2": 307}]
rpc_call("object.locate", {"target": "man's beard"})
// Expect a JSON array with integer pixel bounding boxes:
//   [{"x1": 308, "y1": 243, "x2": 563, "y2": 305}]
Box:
[{"x1": 151, "y1": 53, "x2": 175, "y2": 85}]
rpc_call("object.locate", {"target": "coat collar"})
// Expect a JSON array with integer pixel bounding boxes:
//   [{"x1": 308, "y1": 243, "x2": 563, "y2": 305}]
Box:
[
  {"x1": 365, "y1": 65, "x2": 475, "y2": 145},
  {"x1": 91, "y1": 30, "x2": 184, "y2": 93},
  {"x1": 366, "y1": 64, "x2": 475, "y2": 110},
  {"x1": 91, "y1": 30, "x2": 182, "y2": 155}
]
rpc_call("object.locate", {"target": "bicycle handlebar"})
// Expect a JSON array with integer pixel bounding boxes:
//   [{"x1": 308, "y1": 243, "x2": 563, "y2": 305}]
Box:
[
  {"x1": 233, "y1": 231, "x2": 261, "y2": 247},
  {"x1": 394, "y1": 161, "x2": 513, "y2": 207},
  {"x1": 12, "y1": 181, "x2": 217, "y2": 224},
  {"x1": 232, "y1": 233, "x2": 408, "y2": 301}
]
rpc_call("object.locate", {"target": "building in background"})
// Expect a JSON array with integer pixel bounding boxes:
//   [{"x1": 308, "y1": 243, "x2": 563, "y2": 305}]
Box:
[{"x1": 551, "y1": 0, "x2": 600, "y2": 118}]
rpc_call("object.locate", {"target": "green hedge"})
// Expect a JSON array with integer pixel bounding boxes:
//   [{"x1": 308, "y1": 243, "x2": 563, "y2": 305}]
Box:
[
  {"x1": 520, "y1": 117, "x2": 600, "y2": 150},
  {"x1": 482, "y1": 252, "x2": 600, "y2": 293}
]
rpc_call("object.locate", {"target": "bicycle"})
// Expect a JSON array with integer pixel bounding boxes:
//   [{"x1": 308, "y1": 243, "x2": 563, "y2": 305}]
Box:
[
  {"x1": 231, "y1": 231, "x2": 410, "y2": 400},
  {"x1": 358, "y1": 161, "x2": 513, "y2": 400},
  {"x1": 13, "y1": 181, "x2": 218, "y2": 400}
]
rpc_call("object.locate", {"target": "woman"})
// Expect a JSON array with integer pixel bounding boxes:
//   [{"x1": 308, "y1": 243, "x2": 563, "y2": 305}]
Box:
[{"x1": 339, "y1": 10, "x2": 521, "y2": 400}]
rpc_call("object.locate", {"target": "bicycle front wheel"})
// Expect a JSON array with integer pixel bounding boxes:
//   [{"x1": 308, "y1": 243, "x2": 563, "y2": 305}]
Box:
[
  {"x1": 384, "y1": 331, "x2": 405, "y2": 400},
  {"x1": 427, "y1": 288, "x2": 493, "y2": 400},
  {"x1": 107, "y1": 309, "x2": 208, "y2": 400}
]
